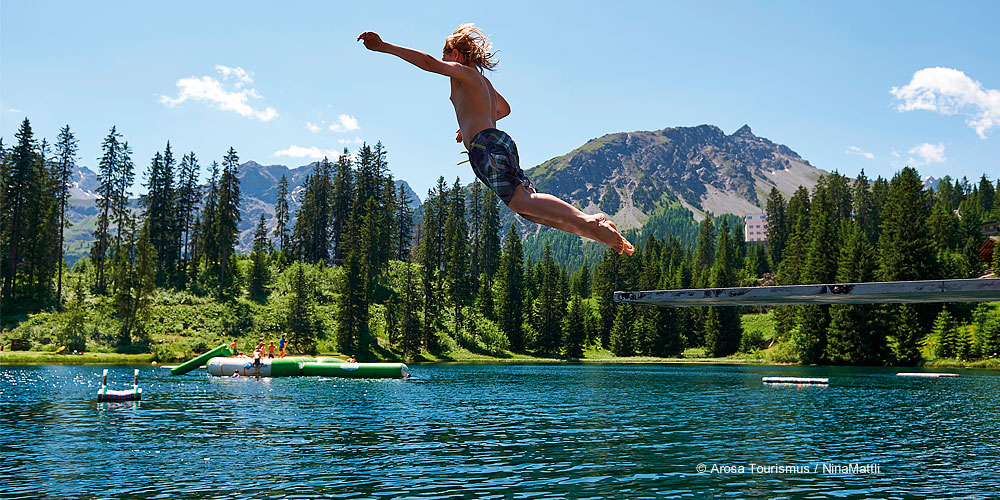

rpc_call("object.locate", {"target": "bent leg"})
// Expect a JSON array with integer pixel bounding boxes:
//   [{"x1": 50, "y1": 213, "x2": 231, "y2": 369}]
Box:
[{"x1": 508, "y1": 186, "x2": 633, "y2": 254}]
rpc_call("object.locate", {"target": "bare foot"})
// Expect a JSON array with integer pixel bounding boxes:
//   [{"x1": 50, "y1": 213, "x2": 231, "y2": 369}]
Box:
[
  {"x1": 590, "y1": 214, "x2": 634, "y2": 255},
  {"x1": 603, "y1": 219, "x2": 635, "y2": 255}
]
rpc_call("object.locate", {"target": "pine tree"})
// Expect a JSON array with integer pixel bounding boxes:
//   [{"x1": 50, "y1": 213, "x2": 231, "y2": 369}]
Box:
[
  {"x1": 826, "y1": 221, "x2": 880, "y2": 364},
  {"x1": 399, "y1": 262, "x2": 423, "y2": 359},
  {"x1": 889, "y1": 303, "x2": 922, "y2": 365},
  {"x1": 330, "y1": 151, "x2": 353, "y2": 263},
  {"x1": 175, "y1": 152, "x2": 200, "y2": 283},
  {"x1": 249, "y1": 214, "x2": 270, "y2": 298},
  {"x1": 271, "y1": 174, "x2": 289, "y2": 255},
  {"x1": 112, "y1": 141, "x2": 135, "y2": 278},
  {"x1": 111, "y1": 215, "x2": 156, "y2": 348},
  {"x1": 705, "y1": 219, "x2": 741, "y2": 357},
  {"x1": 199, "y1": 161, "x2": 220, "y2": 282},
  {"x1": 395, "y1": 183, "x2": 414, "y2": 260},
  {"x1": 53, "y1": 125, "x2": 78, "y2": 303},
  {"x1": 479, "y1": 188, "x2": 502, "y2": 280},
  {"x1": 765, "y1": 187, "x2": 788, "y2": 267},
  {"x1": 216, "y1": 148, "x2": 242, "y2": 298},
  {"x1": 337, "y1": 250, "x2": 368, "y2": 355},
  {"x1": 609, "y1": 304, "x2": 635, "y2": 356},
  {"x1": 534, "y1": 242, "x2": 564, "y2": 354},
  {"x1": 562, "y1": 294, "x2": 586, "y2": 358},
  {"x1": 496, "y1": 225, "x2": 525, "y2": 351},
  {"x1": 143, "y1": 145, "x2": 178, "y2": 285},
  {"x1": 291, "y1": 158, "x2": 332, "y2": 264},
  {"x1": 929, "y1": 308, "x2": 959, "y2": 359},
  {"x1": 468, "y1": 181, "x2": 484, "y2": 282},
  {"x1": 287, "y1": 263, "x2": 318, "y2": 354},
  {"x1": 877, "y1": 167, "x2": 934, "y2": 281},
  {"x1": 693, "y1": 217, "x2": 716, "y2": 287},
  {"x1": 852, "y1": 170, "x2": 878, "y2": 244},
  {"x1": 2, "y1": 118, "x2": 38, "y2": 300},
  {"x1": 444, "y1": 179, "x2": 470, "y2": 337}
]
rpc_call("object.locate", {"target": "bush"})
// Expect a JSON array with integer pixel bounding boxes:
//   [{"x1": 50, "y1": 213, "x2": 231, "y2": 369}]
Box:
[
  {"x1": 762, "y1": 338, "x2": 799, "y2": 363},
  {"x1": 474, "y1": 315, "x2": 509, "y2": 356}
]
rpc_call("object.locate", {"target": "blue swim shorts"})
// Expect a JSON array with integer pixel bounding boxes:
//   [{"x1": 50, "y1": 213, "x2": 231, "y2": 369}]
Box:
[{"x1": 468, "y1": 128, "x2": 535, "y2": 204}]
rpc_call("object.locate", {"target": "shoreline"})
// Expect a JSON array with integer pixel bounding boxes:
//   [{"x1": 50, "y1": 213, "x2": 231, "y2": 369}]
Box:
[{"x1": 3, "y1": 350, "x2": 997, "y2": 369}]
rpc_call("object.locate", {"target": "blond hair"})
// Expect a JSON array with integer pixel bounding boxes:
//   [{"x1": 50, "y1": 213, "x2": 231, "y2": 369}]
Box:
[{"x1": 445, "y1": 23, "x2": 497, "y2": 71}]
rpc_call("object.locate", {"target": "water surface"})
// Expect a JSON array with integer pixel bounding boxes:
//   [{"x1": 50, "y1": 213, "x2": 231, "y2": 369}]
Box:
[{"x1": 2, "y1": 363, "x2": 998, "y2": 498}]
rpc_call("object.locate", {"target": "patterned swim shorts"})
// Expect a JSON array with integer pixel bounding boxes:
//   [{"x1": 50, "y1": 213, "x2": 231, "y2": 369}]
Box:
[{"x1": 468, "y1": 128, "x2": 535, "y2": 204}]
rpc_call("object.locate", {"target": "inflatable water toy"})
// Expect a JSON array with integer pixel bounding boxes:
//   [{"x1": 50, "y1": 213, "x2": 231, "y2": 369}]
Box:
[
  {"x1": 97, "y1": 368, "x2": 142, "y2": 401},
  {"x1": 173, "y1": 344, "x2": 409, "y2": 379},
  {"x1": 170, "y1": 344, "x2": 234, "y2": 375},
  {"x1": 207, "y1": 356, "x2": 408, "y2": 379}
]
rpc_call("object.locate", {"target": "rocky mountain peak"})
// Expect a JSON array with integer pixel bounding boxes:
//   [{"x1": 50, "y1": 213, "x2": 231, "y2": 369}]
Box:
[{"x1": 732, "y1": 124, "x2": 754, "y2": 137}]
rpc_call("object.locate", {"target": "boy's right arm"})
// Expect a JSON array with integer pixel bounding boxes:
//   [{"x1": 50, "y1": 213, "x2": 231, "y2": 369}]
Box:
[{"x1": 358, "y1": 31, "x2": 468, "y2": 80}]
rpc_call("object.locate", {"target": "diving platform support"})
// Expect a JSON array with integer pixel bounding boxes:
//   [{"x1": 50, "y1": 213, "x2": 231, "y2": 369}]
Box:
[{"x1": 614, "y1": 278, "x2": 1000, "y2": 307}]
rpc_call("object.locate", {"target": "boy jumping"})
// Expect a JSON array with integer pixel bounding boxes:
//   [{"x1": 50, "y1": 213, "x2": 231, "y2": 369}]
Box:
[{"x1": 358, "y1": 24, "x2": 634, "y2": 254}]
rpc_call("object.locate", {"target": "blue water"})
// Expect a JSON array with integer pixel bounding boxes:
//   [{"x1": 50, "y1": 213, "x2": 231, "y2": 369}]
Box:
[{"x1": 2, "y1": 363, "x2": 999, "y2": 499}]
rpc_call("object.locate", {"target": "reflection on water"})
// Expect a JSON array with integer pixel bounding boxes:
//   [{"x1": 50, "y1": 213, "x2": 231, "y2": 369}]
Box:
[{"x1": 2, "y1": 364, "x2": 999, "y2": 498}]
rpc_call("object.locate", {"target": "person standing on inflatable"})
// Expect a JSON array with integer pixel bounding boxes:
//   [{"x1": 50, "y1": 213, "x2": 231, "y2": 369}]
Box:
[{"x1": 357, "y1": 25, "x2": 633, "y2": 255}]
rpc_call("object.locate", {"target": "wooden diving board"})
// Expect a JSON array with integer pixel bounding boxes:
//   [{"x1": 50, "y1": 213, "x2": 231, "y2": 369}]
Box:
[{"x1": 614, "y1": 279, "x2": 1000, "y2": 307}]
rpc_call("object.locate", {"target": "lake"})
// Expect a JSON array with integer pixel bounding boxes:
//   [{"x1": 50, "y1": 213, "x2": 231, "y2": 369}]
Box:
[{"x1": 2, "y1": 363, "x2": 999, "y2": 498}]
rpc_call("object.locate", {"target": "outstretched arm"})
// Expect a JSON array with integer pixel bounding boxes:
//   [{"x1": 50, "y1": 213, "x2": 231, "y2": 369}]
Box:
[{"x1": 358, "y1": 31, "x2": 467, "y2": 79}]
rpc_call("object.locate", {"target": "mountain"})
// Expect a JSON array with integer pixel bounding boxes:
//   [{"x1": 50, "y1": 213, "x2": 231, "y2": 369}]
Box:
[{"x1": 525, "y1": 124, "x2": 827, "y2": 230}]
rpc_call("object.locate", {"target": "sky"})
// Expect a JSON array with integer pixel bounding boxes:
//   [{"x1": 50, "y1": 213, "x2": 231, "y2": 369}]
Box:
[{"x1": 2, "y1": 1, "x2": 998, "y2": 198}]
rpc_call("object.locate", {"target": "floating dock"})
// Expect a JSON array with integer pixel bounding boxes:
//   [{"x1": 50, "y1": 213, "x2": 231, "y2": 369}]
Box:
[
  {"x1": 896, "y1": 372, "x2": 959, "y2": 378},
  {"x1": 762, "y1": 376, "x2": 829, "y2": 385},
  {"x1": 614, "y1": 279, "x2": 1000, "y2": 307}
]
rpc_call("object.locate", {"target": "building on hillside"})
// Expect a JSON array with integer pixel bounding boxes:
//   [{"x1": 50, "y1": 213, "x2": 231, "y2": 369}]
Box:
[
  {"x1": 744, "y1": 213, "x2": 768, "y2": 243},
  {"x1": 982, "y1": 221, "x2": 999, "y2": 237}
]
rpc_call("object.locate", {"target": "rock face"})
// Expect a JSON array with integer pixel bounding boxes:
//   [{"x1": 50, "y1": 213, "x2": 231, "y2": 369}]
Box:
[{"x1": 526, "y1": 124, "x2": 827, "y2": 228}]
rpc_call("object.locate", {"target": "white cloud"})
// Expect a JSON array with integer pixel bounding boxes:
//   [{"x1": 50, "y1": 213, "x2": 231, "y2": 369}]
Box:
[
  {"x1": 159, "y1": 65, "x2": 277, "y2": 122},
  {"x1": 273, "y1": 145, "x2": 340, "y2": 159},
  {"x1": 891, "y1": 67, "x2": 1000, "y2": 138},
  {"x1": 329, "y1": 114, "x2": 360, "y2": 132},
  {"x1": 907, "y1": 142, "x2": 946, "y2": 166},
  {"x1": 846, "y1": 146, "x2": 874, "y2": 159},
  {"x1": 214, "y1": 65, "x2": 253, "y2": 87},
  {"x1": 6, "y1": 107, "x2": 23, "y2": 113},
  {"x1": 337, "y1": 137, "x2": 363, "y2": 145},
  {"x1": 306, "y1": 122, "x2": 321, "y2": 133}
]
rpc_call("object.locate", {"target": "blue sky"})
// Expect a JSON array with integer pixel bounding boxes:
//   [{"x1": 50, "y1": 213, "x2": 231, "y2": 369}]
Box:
[{"x1": 2, "y1": 1, "x2": 998, "y2": 198}]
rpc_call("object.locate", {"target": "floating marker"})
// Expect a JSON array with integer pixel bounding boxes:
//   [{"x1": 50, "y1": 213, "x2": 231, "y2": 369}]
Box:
[
  {"x1": 762, "y1": 376, "x2": 829, "y2": 385},
  {"x1": 97, "y1": 368, "x2": 142, "y2": 402},
  {"x1": 896, "y1": 372, "x2": 959, "y2": 378}
]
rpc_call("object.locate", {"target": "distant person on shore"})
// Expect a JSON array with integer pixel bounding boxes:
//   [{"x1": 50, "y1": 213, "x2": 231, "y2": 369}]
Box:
[
  {"x1": 268, "y1": 341, "x2": 276, "y2": 359},
  {"x1": 279, "y1": 335, "x2": 287, "y2": 358},
  {"x1": 357, "y1": 25, "x2": 633, "y2": 255}
]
